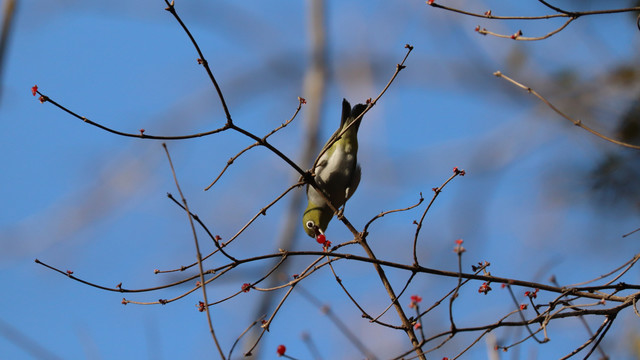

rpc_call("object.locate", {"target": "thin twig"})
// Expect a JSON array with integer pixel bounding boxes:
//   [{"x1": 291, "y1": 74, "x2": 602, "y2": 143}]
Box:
[
  {"x1": 166, "y1": 193, "x2": 237, "y2": 262},
  {"x1": 163, "y1": 0, "x2": 232, "y2": 124},
  {"x1": 550, "y1": 277, "x2": 608, "y2": 359},
  {"x1": 558, "y1": 316, "x2": 613, "y2": 360},
  {"x1": 34, "y1": 91, "x2": 230, "y2": 140},
  {"x1": 204, "y1": 98, "x2": 305, "y2": 190},
  {"x1": 296, "y1": 285, "x2": 377, "y2": 360},
  {"x1": 427, "y1": 1, "x2": 640, "y2": 41},
  {"x1": 623, "y1": 226, "x2": 640, "y2": 238},
  {"x1": 228, "y1": 315, "x2": 266, "y2": 360},
  {"x1": 494, "y1": 71, "x2": 640, "y2": 150},
  {"x1": 209, "y1": 254, "x2": 288, "y2": 306},
  {"x1": 362, "y1": 193, "x2": 424, "y2": 234},
  {"x1": 162, "y1": 143, "x2": 225, "y2": 359},
  {"x1": 327, "y1": 261, "x2": 402, "y2": 329},
  {"x1": 447, "y1": 249, "x2": 464, "y2": 334},
  {"x1": 244, "y1": 256, "x2": 326, "y2": 356},
  {"x1": 506, "y1": 286, "x2": 545, "y2": 343},
  {"x1": 477, "y1": 17, "x2": 574, "y2": 41},
  {"x1": 413, "y1": 169, "x2": 465, "y2": 266},
  {"x1": 370, "y1": 272, "x2": 417, "y2": 323}
]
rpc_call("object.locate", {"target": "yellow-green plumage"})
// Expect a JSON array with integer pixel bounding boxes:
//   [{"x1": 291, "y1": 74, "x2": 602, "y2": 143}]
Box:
[{"x1": 303, "y1": 99, "x2": 367, "y2": 238}]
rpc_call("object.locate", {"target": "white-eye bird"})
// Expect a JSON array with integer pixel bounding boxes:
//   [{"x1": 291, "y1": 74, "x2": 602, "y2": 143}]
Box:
[{"x1": 303, "y1": 99, "x2": 368, "y2": 238}]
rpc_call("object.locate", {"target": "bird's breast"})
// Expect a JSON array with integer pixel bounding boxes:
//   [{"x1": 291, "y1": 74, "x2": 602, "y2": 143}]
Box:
[{"x1": 311, "y1": 144, "x2": 358, "y2": 207}]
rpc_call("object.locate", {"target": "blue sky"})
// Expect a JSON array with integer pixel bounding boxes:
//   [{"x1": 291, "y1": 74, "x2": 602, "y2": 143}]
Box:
[{"x1": 2, "y1": 1, "x2": 640, "y2": 359}]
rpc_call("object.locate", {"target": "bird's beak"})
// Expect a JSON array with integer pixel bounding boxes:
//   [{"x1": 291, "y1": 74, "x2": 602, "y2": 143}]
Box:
[{"x1": 313, "y1": 226, "x2": 323, "y2": 237}]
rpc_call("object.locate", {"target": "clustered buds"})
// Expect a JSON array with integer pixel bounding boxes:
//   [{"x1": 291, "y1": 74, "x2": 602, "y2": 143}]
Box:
[
  {"x1": 242, "y1": 283, "x2": 251, "y2": 293},
  {"x1": 511, "y1": 30, "x2": 523, "y2": 39},
  {"x1": 298, "y1": 96, "x2": 307, "y2": 105},
  {"x1": 478, "y1": 282, "x2": 492, "y2": 295},
  {"x1": 409, "y1": 294, "x2": 422, "y2": 308},
  {"x1": 475, "y1": 26, "x2": 487, "y2": 35},
  {"x1": 66, "y1": 270, "x2": 74, "y2": 275},
  {"x1": 471, "y1": 261, "x2": 490, "y2": 272},
  {"x1": 426, "y1": 0, "x2": 435, "y2": 5},
  {"x1": 520, "y1": 304, "x2": 527, "y2": 310},
  {"x1": 453, "y1": 166, "x2": 466, "y2": 176},
  {"x1": 31, "y1": 85, "x2": 47, "y2": 103},
  {"x1": 197, "y1": 301, "x2": 205, "y2": 312},
  {"x1": 494, "y1": 345, "x2": 508, "y2": 352},
  {"x1": 453, "y1": 239, "x2": 465, "y2": 254},
  {"x1": 525, "y1": 288, "x2": 539, "y2": 299},
  {"x1": 276, "y1": 344, "x2": 286, "y2": 356}
]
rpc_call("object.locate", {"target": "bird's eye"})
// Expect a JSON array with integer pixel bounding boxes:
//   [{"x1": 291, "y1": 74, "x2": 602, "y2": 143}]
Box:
[{"x1": 306, "y1": 220, "x2": 315, "y2": 229}]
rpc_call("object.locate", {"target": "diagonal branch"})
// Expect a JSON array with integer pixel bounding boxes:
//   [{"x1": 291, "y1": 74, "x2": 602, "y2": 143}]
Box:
[
  {"x1": 494, "y1": 71, "x2": 640, "y2": 150},
  {"x1": 162, "y1": 143, "x2": 225, "y2": 359}
]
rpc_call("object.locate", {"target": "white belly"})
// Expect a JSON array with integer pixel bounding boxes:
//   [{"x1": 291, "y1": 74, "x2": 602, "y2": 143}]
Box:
[{"x1": 309, "y1": 143, "x2": 360, "y2": 208}]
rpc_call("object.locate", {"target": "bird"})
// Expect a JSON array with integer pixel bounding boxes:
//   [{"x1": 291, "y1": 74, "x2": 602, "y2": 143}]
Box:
[{"x1": 303, "y1": 98, "x2": 368, "y2": 238}]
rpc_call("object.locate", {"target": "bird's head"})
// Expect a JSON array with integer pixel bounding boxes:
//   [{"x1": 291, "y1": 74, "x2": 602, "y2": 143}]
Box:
[{"x1": 302, "y1": 206, "x2": 334, "y2": 238}]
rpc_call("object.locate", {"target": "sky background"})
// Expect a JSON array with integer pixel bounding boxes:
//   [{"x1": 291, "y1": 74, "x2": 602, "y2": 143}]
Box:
[{"x1": 2, "y1": 0, "x2": 640, "y2": 359}]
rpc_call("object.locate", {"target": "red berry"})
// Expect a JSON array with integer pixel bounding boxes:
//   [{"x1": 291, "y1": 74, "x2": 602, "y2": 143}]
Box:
[
  {"x1": 316, "y1": 234, "x2": 326, "y2": 244},
  {"x1": 31, "y1": 85, "x2": 38, "y2": 96},
  {"x1": 276, "y1": 344, "x2": 286, "y2": 356}
]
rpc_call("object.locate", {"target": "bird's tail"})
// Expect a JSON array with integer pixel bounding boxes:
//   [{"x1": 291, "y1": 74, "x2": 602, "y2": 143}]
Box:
[{"x1": 341, "y1": 98, "x2": 368, "y2": 133}]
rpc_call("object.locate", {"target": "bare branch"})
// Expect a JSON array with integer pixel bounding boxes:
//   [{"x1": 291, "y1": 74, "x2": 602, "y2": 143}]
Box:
[
  {"x1": 162, "y1": 143, "x2": 225, "y2": 358},
  {"x1": 494, "y1": 71, "x2": 640, "y2": 150}
]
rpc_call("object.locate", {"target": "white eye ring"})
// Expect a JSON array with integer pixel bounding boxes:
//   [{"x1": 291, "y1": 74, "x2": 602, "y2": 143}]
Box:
[{"x1": 306, "y1": 220, "x2": 315, "y2": 229}]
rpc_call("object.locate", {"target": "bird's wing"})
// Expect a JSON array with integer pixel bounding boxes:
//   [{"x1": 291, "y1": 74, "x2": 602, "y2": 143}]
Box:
[
  {"x1": 345, "y1": 163, "x2": 361, "y2": 201},
  {"x1": 316, "y1": 99, "x2": 352, "y2": 160}
]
